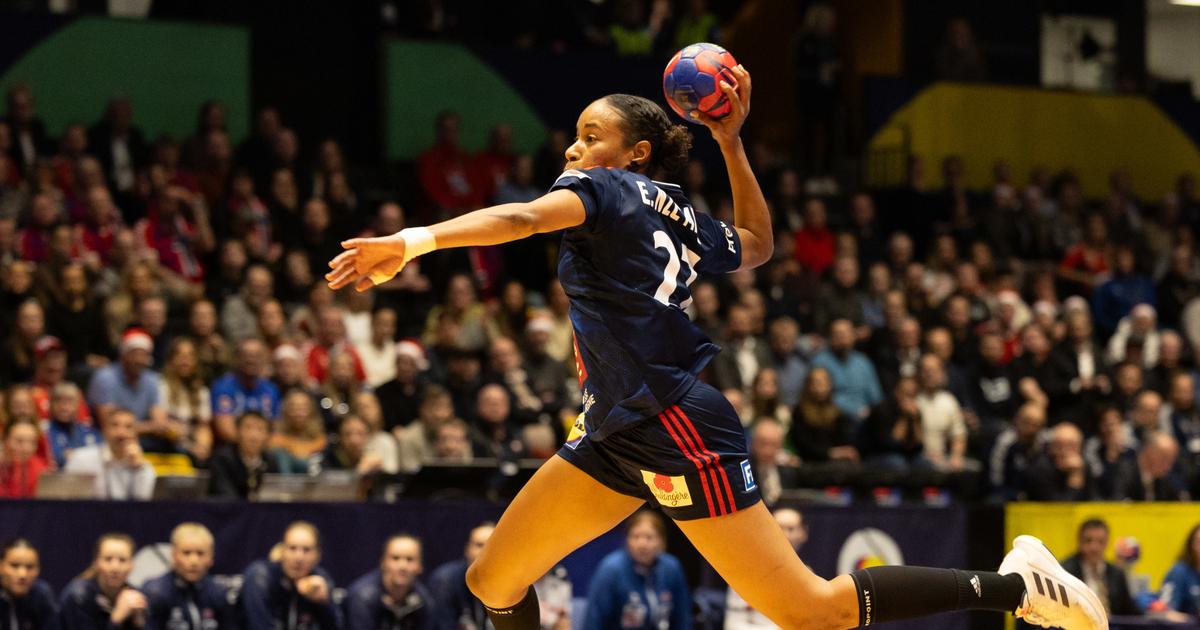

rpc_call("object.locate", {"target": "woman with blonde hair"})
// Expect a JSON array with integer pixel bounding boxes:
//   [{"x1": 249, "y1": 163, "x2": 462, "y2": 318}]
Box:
[
  {"x1": 270, "y1": 389, "x2": 327, "y2": 467},
  {"x1": 59, "y1": 533, "x2": 146, "y2": 628}
]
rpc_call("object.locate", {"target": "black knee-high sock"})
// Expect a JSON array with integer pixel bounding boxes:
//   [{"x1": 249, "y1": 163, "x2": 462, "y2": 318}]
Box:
[
  {"x1": 849, "y1": 567, "x2": 1026, "y2": 627},
  {"x1": 482, "y1": 586, "x2": 540, "y2": 630}
]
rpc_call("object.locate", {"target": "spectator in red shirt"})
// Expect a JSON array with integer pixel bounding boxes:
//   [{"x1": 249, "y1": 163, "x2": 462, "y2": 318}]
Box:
[
  {"x1": 17, "y1": 193, "x2": 61, "y2": 263},
  {"x1": 141, "y1": 185, "x2": 214, "y2": 283},
  {"x1": 473, "y1": 123, "x2": 515, "y2": 201},
  {"x1": 0, "y1": 418, "x2": 49, "y2": 498},
  {"x1": 306, "y1": 305, "x2": 366, "y2": 385},
  {"x1": 1058, "y1": 213, "x2": 1112, "y2": 295},
  {"x1": 792, "y1": 198, "x2": 835, "y2": 277},
  {"x1": 79, "y1": 185, "x2": 122, "y2": 265},
  {"x1": 418, "y1": 111, "x2": 483, "y2": 217}
]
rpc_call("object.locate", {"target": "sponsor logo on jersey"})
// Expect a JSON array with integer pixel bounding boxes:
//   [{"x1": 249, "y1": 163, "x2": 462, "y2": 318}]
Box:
[
  {"x1": 565, "y1": 413, "x2": 587, "y2": 450},
  {"x1": 740, "y1": 459, "x2": 756, "y2": 492},
  {"x1": 640, "y1": 470, "x2": 693, "y2": 507},
  {"x1": 719, "y1": 221, "x2": 737, "y2": 253}
]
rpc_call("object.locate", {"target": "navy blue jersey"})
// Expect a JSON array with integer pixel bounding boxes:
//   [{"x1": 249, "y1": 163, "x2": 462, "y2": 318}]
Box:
[
  {"x1": 239, "y1": 561, "x2": 342, "y2": 630},
  {"x1": 58, "y1": 578, "x2": 139, "y2": 630},
  {"x1": 552, "y1": 167, "x2": 742, "y2": 441},
  {"x1": 343, "y1": 570, "x2": 439, "y2": 630},
  {"x1": 0, "y1": 580, "x2": 58, "y2": 630},
  {"x1": 141, "y1": 572, "x2": 237, "y2": 630}
]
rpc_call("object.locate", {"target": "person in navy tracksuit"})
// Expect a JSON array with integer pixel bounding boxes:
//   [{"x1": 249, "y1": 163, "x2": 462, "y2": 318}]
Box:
[
  {"x1": 240, "y1": 522, "x2": 342, "y2": 630},
  {"x1": 427, "y1": 523, "x2": 494, "y2": 630},
  {"x1": 344, "y1": 534, "x2": 440, "y2": 630},
  {"x1": 0, "y1": 538, "x2": 58, "y2": 630},
  {"x1": 141, "y1": 523, "x2": 237, "y2": 630},
  {"x1": 584, "y1": 511, "x2": 689, "y2": 630},
  {"x1": 59, "y1": 533, "x2": 147, "y2": 629}
]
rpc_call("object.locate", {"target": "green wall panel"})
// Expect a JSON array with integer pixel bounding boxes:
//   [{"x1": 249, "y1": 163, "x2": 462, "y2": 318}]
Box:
[
  {"x1": 1, "y1": 17, "x2": 249, "y2": 142},
  {"x1": 384, "y1": 40, "x2": 546, "y2": 160}
]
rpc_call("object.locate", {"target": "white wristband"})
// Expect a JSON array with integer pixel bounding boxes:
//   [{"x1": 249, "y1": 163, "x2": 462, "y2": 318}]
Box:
[{"x1": 399, "y1": 227, "x2": 437, "y2": 263}]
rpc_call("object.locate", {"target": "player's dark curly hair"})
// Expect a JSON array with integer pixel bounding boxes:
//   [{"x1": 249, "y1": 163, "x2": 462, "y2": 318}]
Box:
[{"x1": 603, "y1": 94, "x2": 692, "y2": 177}]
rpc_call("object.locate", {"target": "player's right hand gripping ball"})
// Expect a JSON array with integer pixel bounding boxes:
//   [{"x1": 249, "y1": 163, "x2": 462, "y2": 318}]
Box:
[{"x1": 663, "y1": 43, "x2": 739, "y2": 124}]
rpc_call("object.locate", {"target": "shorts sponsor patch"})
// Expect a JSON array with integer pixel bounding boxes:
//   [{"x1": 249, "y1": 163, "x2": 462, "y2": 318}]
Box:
[
  {"x1": 640, "y1": 470, "x2": 693, "y2": 508},
  {"x1": 565, "y1": 413, "x2": 587, "y2": 450},
  {"x1": 740, "y1": 459, "x2": 756, "y2": 492}
]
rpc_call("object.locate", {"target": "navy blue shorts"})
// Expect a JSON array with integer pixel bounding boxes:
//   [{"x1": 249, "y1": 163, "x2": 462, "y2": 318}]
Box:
[{"x1": 558, "y1": 380, "x2": 761, "y2": 520}]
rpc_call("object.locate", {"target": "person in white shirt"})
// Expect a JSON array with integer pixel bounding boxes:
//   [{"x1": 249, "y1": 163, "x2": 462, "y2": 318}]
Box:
[
  {"x1": 64, "y1": 408, "x2": 157, "y2": 500},
  {"x1": 725, "y1": 508, "x2": 808, "y2": 629},
  {"x1": 356, "y1": 308, "x2": 398, "y2": 388},
  {"x1": 915, "y1": 354, "x2": 971, "y2": 471}
]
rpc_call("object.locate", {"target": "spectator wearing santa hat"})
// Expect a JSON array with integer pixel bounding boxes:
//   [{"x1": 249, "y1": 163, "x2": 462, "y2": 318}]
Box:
[
  {"x1": 375, "y1": 340, "x2": 429, "y2": 432},
  {"x1": 85, "y1": 328, "x2": 166, "y2": 436}
]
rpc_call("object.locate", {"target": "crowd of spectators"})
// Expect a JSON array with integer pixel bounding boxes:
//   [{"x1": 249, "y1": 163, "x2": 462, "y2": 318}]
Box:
[{"x1": 3, "y1": 29, "x2": 1200, "y2": 511}]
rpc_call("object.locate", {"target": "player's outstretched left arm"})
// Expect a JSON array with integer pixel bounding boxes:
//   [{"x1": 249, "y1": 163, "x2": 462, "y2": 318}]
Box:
[
  {"x1": 325, "y1": 190, "x2": 586, "y2": 292},
  {"x1": 693, "y1": 65, "x2": 773, "y2": 270}
]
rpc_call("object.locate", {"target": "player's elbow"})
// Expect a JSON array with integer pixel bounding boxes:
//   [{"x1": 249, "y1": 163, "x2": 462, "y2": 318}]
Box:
[{"x1": 742, "y1": 233, "x2": 774, "y2": 269}]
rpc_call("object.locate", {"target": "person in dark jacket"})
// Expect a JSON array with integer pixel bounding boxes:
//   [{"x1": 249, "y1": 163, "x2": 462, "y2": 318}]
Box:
[
  {"x1": 0, "y1": 538, "x2": 58, "y2": 630},
  {"x1": 583, "y1": 511, "x2": 691, "y2": 630},
  {"x1": 141, "y1": 523, "x2": 237, "y2": 630},
  {"x1": 1105, "y1": 432, "x2": 1191, "y2": 501},
  {"x1": 240, "y1": 521, "x2": 342, "y2": 630},
  {"x1": 1008, "y1": 324, "x2": 1076, "y2": 418},
  {"x1": 208, "y1": 412, "x2": 282, "y2": 499},
  {"x1": 1061, "y1": 519, "x2": 1139, "y2": 617},
  {"x1": 858, "y1": 376, "x2": 928, "y2": 471},
  {"x1": 428, "y1": 522, "x2": 494, "y2": 630},
  {"x1": 788, "y1": 367, "x2": 859, "y2": 465},
  {"x1": 344, "y1": 534, "x2": 440, "y2": 630},
  {"x1": 59, "y1": 533, "x2": 147, "y2": 629},
  {"x1": 1021, "y1": 423, "x2": 1097, "y2": 501}
]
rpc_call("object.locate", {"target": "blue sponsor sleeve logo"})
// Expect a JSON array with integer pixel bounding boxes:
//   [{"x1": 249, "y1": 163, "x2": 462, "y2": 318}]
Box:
[{"x1": 740, "y1": 459, "x2": 756, "y2": 492}]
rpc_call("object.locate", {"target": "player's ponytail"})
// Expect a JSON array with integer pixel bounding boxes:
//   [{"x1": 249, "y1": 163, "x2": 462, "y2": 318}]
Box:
[{"x1": 603, "y1": 94, "x2": 692, "y2": 177}]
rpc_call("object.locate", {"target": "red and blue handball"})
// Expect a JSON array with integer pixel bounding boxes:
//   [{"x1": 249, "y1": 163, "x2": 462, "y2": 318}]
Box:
[{"x1": 662, "y1": 42, "x2": 739, "y2": 124}]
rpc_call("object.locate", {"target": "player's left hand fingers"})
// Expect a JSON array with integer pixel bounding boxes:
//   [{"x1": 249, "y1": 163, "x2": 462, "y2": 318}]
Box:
[
  {"x1": 719, "y1": 80, "x2": 745, "y2": 121},
  {"x1": 734, "y1": 64, "x2": 751, "y2": 109}
]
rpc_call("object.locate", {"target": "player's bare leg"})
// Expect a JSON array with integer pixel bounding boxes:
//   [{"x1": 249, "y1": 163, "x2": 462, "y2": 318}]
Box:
[
  {"x1": 677, "y1": 502, "x2": 859, "y2": 629},
  {"x1": 678, "y1": 502, "x2": 1107, "y2": 630},
  {"x1": 465, "y1": 454, "x2": 644, "y2": 625}
]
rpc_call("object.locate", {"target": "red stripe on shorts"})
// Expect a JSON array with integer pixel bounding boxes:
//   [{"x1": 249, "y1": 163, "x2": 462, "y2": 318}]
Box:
[
  {"x1": 672, "y1": 405, "x2": 737, "y2": 513},
  {"x1": 658, "y1": 411, "x2": 718, "y2": 517},
  {"x1": 662, "y1": 407, "x2": 728, "y2": 516}
]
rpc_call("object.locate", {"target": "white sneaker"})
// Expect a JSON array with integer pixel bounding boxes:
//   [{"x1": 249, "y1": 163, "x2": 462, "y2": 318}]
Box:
[{"x1": 998, "y1": 535, "x2": 1108, "y2": 630}]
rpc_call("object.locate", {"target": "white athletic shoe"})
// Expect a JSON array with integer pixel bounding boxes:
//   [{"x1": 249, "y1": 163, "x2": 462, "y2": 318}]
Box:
[{"x1": 997, "y1": 535, "x2": 1108, "y2": 630}]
